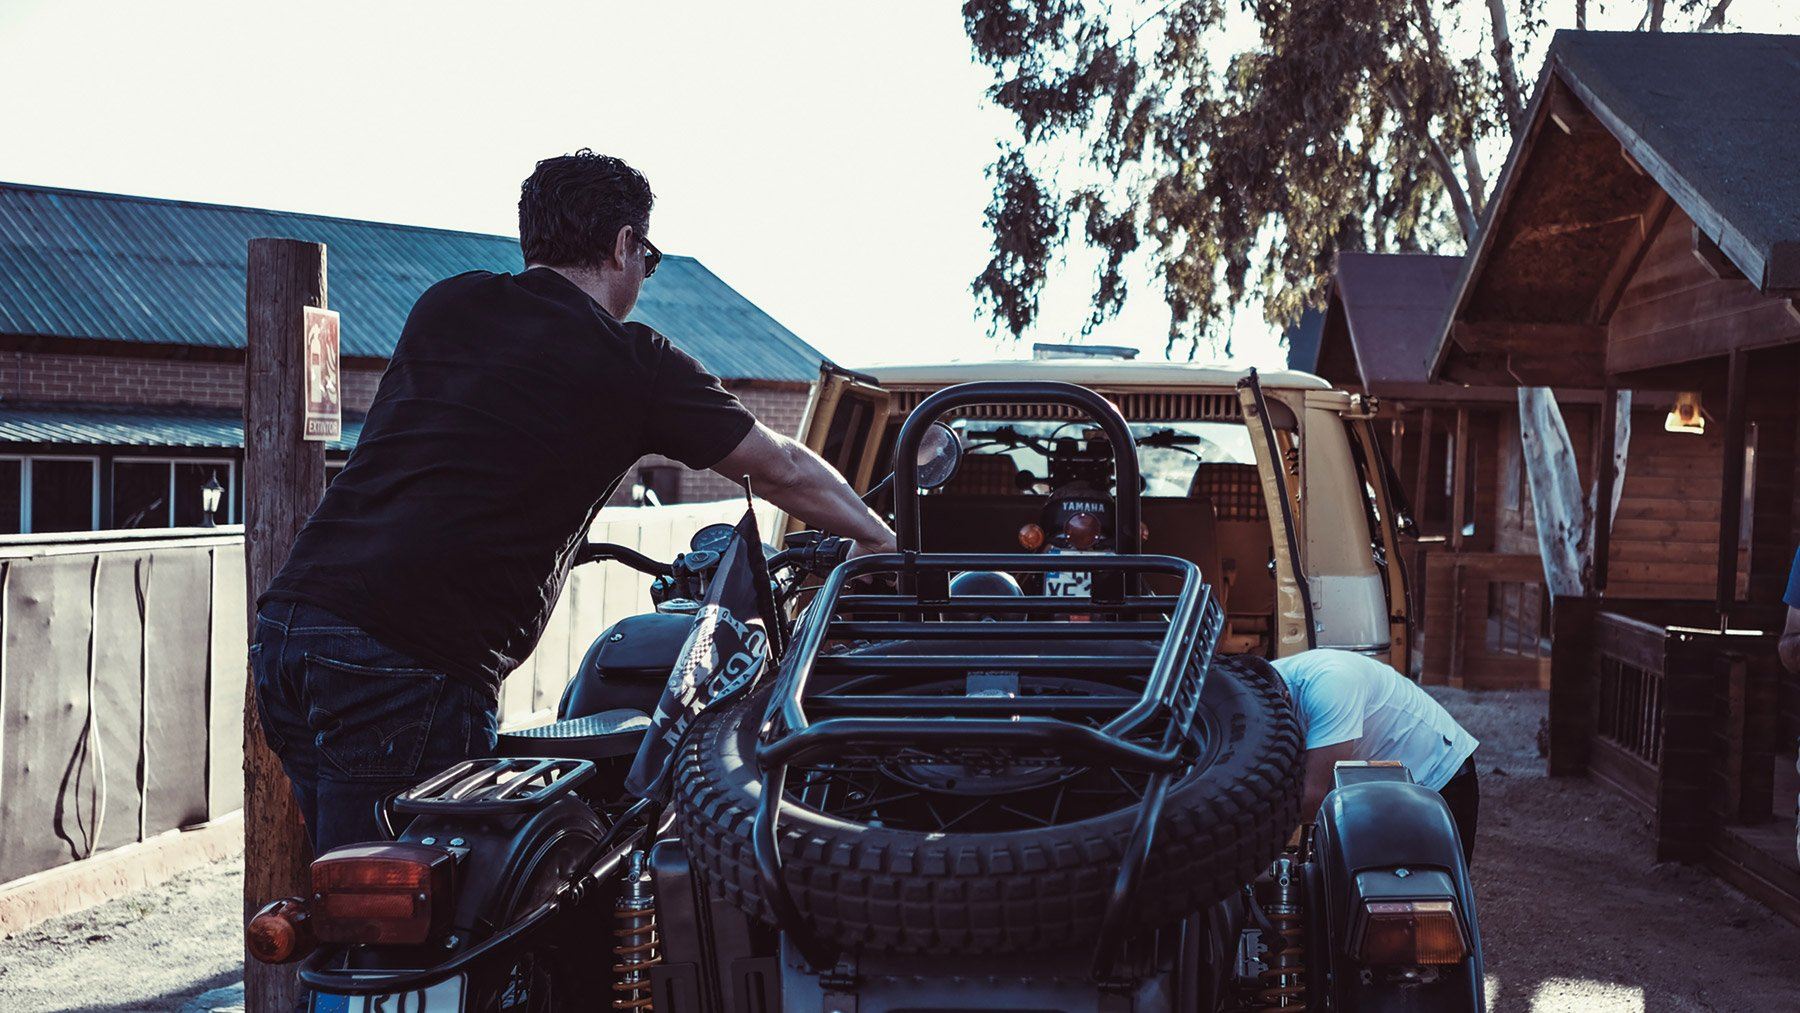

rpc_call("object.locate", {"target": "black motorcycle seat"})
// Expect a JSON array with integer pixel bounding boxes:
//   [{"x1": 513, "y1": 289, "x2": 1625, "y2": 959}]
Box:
[{"x1": 495, "y1": 708, "x2": 652, "y2": 761}]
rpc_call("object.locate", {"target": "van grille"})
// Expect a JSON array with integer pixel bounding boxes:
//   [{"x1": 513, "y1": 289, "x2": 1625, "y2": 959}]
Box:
[{"x1": 888, "y1": 390, "x2": 1243, "y2": 422}]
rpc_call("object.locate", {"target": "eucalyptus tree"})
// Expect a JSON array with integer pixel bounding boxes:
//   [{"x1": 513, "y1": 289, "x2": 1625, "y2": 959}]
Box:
[{"x1": 964, "y1": 0, "x2": 1737, "y2": 594}]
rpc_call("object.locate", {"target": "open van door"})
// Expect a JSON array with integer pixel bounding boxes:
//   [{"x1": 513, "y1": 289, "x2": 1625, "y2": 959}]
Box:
[
  {"x1": 1236, "y1": 371, "x2": 1316, "y2": 657},
  {"x1": 780, "y1": 364, "x2": 892, "y2": 535},
  {"x1": 1346, "y1": 396, "x2": 1415, "y2": 675}
]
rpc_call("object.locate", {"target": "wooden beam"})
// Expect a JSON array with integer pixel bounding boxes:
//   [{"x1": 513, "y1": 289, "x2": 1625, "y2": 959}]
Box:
[
  {"x1": 1716, "y1": 348, "x2": 1748, "y2": 616},
  {"x1": 1454, "y1": 321, "x2": 1606, "y2": 354},
  {"x1": 244, "y1": 238, "x2": 327, "y2": 1013},
  {"x1": 1440, "y1": 350, "x2": 1609, "y2": 388},
  {"x1": 1591, "y1": 190, "x2": 1675, "y2": 324},
  {"x1": 1414, "y1": 407, "x2": 1434, "y2": 533},
  {"x1": 1692, "y1": 225, "x2": 1747, "y2": 282},
  {"x1": 1451, "y1": 408, "x2": 1470, "y2": 552},
  {"x1": 1547, "y1": 87, "x2": 1606, "y2": 137}
]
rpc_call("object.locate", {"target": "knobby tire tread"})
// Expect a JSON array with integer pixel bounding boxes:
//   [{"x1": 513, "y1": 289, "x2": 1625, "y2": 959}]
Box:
[{"x1": 671, "y1": 654, "x2": 1304, "y2": 954}]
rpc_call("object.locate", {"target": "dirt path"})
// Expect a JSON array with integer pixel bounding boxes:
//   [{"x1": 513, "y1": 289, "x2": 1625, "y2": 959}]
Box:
[
  {"x1": 3, "y1": 688, "x2": 1796, "y2": 1011},
  {"x1": 1434, "y1": 686, "x2": 1800, "y2": 1011},
  {"x1": 0, "y1": 856, "x2": 242, "y2": 1012}
]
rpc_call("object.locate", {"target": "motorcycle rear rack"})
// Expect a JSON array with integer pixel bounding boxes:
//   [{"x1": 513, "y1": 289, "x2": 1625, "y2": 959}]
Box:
[
  {"x1": 393, "y1": 756, "x2": 594, "y2": 816},
  {"x1": 751, "y1": 550, "x2": 1224, "y2": 980}
]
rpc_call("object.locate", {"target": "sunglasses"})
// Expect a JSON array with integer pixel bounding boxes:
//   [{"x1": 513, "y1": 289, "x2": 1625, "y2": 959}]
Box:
[{"x1": 639, "y1": 234, "x2": 662, "y2": 279}]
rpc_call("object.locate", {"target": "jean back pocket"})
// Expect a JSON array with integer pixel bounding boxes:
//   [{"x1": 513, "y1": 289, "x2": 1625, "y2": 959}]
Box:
[{"x1": 304, "y1": 653, "x2": 447, "y2": 781}]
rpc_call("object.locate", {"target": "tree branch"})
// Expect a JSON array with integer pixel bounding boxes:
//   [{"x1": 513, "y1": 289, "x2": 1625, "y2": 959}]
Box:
[
  {"x1": 1462, "y1": 142, "x2": 1488, "y2": 216},
  {"x1": 1486, "y1": 0, "x2": 1527, "y2": 131},
  {"x1": 1701, "y1": 0, "x2": 1733, "y2": 30},
  {"x1": 1649, "y1": 0, "x2": 1667, "y2": 31},
  {"x1": 1576, "y1": 0, "x2": 1588, "y2": 30},
  {"x1": 1387, "y1": 83, "x2": 1477, "y2": 239}
]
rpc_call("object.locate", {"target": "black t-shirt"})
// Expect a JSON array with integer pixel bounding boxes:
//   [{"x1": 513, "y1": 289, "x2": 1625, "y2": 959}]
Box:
[{"x1": 260, "y1": 268, "x2": 756, "y2": 699}]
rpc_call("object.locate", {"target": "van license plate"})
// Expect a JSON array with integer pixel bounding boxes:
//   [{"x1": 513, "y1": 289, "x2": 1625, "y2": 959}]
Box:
[{"x1": 311, "y1": 975, "x2": 465, "y2": 1013}]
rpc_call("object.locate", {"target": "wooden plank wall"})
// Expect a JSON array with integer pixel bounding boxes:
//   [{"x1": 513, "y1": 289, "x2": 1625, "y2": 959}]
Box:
[
  {"x1": 1607, "y1": 206, "x2": 1800, "y2": 375},
  {"x1": 1607, "y1": 413, "x2": 1724, "y2": 599}
]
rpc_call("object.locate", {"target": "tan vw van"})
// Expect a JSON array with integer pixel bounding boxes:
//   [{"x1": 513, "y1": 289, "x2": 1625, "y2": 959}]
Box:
[{"x1": 793, "y1": 358, "x2": 1412, "y2": 670}]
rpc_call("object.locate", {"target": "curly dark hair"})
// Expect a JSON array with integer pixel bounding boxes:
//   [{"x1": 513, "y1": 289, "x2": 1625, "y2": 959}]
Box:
[{"x1": 518, "y1": 150, "x2": 655, "y2": 270}]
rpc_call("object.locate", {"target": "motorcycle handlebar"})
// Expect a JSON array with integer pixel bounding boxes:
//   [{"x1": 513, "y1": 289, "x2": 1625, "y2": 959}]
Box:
[{"x1": 574, "y1": 542, "x2": 675, "y2": 578}]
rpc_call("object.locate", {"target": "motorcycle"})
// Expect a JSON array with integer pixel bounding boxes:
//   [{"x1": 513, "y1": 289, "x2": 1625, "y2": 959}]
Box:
[{"x1": 248, "y1": 380, "x2": 1483, "y2": 1012}]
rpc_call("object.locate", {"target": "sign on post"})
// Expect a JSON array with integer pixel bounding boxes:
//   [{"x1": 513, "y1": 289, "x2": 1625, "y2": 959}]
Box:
[{"x1": 303, "y1": 306, "x2": 342, "y2": 441}]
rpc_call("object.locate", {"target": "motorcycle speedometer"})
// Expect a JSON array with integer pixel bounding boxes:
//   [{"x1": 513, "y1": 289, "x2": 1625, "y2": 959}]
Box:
[{"x1": 689, "y1": 522, "x2": 736, "y2": 554}]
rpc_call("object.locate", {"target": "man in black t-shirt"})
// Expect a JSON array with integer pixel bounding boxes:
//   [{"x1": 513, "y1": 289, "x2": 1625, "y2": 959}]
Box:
[{"x1": 251, "y1": 151, "x2": 896, "y2": 853}]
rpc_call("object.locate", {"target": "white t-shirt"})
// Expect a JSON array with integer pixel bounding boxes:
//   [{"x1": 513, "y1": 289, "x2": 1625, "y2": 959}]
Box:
[{"x1": 1270, "y1": 649, "x2": 1479, "y2": 791}]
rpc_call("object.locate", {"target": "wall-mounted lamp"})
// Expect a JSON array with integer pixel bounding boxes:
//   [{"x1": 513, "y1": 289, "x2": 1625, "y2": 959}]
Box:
[
  {"x1": 200, "y1": 472, "x2": 224, "y2": 527},
  {"x1": 1665, "y1": 392, "x2": 1707, "y2": 435}
]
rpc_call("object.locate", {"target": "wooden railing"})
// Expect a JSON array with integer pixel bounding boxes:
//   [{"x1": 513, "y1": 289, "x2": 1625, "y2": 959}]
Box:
[
  {"x1": 1550, "y1": 597, "x2": 1778, "y2": 861},
  {"x1": 1417, "y1": 549, "x2": 1551, "y2": 688}
]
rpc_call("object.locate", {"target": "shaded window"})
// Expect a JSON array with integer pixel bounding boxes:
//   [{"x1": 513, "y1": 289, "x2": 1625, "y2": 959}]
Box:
[
  {"x1": 636, "y1": 466, "x2": 681, "y2": 506},
  {"x1": 113, "y1": 461, "x2": 171, "y2": 528},
  {"x1": 0, "y1": 460, "x2": 19, "y2": 534},
  {"x1": 31, "y1": 459, "x2": 97, "y2": 532}
]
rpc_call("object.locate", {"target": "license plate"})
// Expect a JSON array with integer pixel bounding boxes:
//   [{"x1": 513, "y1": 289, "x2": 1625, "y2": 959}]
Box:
[
  {"x1": 311, "y1": 975, "x2": 465, "y2": 1013},
  {"x1": 1045, "y1": 549, "x2": 1095, "y2": 597}
]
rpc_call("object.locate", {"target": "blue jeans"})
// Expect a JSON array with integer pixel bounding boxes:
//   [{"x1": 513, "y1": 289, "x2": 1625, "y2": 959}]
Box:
[{"x1": 251, "y1": 602, "x2": 499, "y2": 854}]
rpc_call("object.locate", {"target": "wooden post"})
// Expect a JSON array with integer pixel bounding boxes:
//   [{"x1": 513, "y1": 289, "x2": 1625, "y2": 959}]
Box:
[
  {"x1": 1716, "y1": 349, "x2": 1748, "y2": 618},
  {"x1": 1450, "y1": 408, "x2": 1470, "y2": 551},
  {"x1": 1414, "y1": 407, "x2": 1434, "y2": 533},
  {"x1": 244, "y1": 238, "x2": 327, "y2": 1013}
]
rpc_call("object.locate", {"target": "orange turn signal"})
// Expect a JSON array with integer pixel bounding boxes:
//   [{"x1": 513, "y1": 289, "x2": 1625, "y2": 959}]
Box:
[
  {"x1": 1352, "y1": 899, "x2": 1468, "y2": 965},
  {"x1": 1018, "y1": 523, "x2": 1045, "y2": 551},
  {"x1": 247, "y1": 897, "x2": 315, "y2": 964}
]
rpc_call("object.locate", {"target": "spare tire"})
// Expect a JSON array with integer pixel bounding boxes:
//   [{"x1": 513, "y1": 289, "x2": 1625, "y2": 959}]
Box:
[{"x1": 672, "y1": 654, "x2": 1303, "y2": 954}]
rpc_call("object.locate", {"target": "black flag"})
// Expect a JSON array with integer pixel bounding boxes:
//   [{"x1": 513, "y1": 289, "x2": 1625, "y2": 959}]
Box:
[{"x1": 625, "y1": 507, "x2": 779, "y2": 799}]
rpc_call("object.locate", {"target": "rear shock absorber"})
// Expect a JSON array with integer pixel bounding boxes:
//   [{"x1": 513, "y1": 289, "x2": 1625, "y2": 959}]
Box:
[
  {"x1": 1255, "y1": 854, "x2": 1308, "y2": 1010},
  {"x1": 612, "y1": 850, "x2": 660, "y2": 1011}
]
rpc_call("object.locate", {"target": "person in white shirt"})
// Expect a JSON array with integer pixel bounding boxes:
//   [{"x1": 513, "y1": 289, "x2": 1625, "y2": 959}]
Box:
[{"x1": 1270, "y1": 649, "x2": 1481, "y2": 862}]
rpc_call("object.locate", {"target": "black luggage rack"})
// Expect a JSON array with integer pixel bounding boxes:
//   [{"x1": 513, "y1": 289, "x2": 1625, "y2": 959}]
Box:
[{"x1": 751, "y1": 548, "x2": 1225, "y2": 978}]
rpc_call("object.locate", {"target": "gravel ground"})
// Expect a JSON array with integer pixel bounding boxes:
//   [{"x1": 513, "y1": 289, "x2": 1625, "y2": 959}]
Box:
[
  {"x1": 3, "y1": 688, "x2": 1797, "y2": 1011},
  {"x1": 0, "y1": 856, "x2": 243, "y2": 1012},
  {"x1": 1433, "y1": 686, "x2": 1800, "y2": 1011}
]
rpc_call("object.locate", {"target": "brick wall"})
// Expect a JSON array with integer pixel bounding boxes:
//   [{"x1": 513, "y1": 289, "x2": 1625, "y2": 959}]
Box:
[
  {"x1": 2, "y1": 350, "x2": 385, "y2": 413},
  {"x1": 4, "y1": 350, "x2": 812, "y2": 507}
]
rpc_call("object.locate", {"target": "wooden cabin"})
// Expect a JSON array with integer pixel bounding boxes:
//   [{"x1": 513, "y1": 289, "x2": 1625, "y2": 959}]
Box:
[
  {"x1": 1432, "y1": 30, "x2": 1800, "y2": 922},
  {"x1": 1309, "y1": 252, "x2": 1606, "y2": 689}
]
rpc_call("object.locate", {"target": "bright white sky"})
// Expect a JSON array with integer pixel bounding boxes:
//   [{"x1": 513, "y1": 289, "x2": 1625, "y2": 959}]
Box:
[{"x1": 1, "y1": 1, "x2": 1795, "y2": 372}]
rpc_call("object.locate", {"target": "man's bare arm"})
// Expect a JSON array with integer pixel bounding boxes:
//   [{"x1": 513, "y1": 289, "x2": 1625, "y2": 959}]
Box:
[
  {"x1": 711, "y1": 422, "x2": 896, "y2": 554},
  {"x1": 1780, "y1": 607, "x2": 1800, "y2": 674},
  {"x1": 1300, "y1": 740, "x2": 1360, "y2": 820}
]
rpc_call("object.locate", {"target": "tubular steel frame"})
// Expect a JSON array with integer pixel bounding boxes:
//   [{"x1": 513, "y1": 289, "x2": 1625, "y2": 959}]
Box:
[{"x1": 750, "y1": 550, "x2": 1224, "y2": 978}]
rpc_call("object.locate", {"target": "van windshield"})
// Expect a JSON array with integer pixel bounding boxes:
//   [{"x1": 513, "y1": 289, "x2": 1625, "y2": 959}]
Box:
[{"x1": 950, "y1": 420, "x2": 1255, "y2": 498}]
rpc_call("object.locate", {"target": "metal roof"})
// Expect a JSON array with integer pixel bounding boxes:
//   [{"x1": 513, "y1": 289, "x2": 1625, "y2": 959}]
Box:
[
  {"x1": 0, "y1": 183, "x2": 826, "y2": 381},
  {"x1": 0, "y1": 402, "x2": 361, "y2": 453},
  {"x1": 865, "y1": 358, "x2": 1333, "y2": 390}
]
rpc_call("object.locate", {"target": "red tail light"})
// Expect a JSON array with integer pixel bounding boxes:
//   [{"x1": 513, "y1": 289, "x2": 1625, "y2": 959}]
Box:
[
  {"x1": 1065, "y1": 512, "x2": 1101, "y2": 550},
  {"x1": 1352, "y1": 899, "x2": 1469, "y2": 965},
  {"x1": 246, "y1": 897, "x2": 315, "y2": 963},
  {"x1": 311, "y1": 842, "x2": 454, "y2": 945}
]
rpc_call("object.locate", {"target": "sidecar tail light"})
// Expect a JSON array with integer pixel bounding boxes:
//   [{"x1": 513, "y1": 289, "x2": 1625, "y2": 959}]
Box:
[
  {"x1": 311, "y1": 843, "x2": 454, "y2": 945},
  {"x1": 1352, "y1": 899, "x2": 1468, "y2": 965}
]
